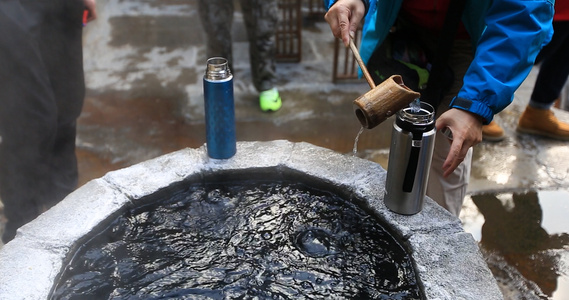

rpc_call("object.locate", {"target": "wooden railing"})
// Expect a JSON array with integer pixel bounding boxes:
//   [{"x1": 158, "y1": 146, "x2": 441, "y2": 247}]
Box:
[
  {"x1": 276, "y1": 0, "x2": 361, "y2": 82},
  {"x1": 276, "y1": 0, "x2": 302, "y2": 62}
]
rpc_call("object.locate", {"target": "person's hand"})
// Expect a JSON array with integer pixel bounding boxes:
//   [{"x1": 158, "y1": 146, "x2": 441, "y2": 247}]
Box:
[
  {"x1": 435, "y1": 108, "x2": 484, "y2": 177},
  {"x1": 83, "y1": 0, "x2": 97, "y2": 23},
  {"x1": 324, "y1": 0, "x2": 366, "y2": 47}
]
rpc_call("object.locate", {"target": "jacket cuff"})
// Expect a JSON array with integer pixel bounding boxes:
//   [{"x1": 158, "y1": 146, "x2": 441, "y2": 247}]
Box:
[{"x1": 450, "y1": 97, "x2": 493, "y2": 125}]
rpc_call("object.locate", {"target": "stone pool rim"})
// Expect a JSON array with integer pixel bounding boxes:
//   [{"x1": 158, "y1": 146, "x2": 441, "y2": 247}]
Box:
[{"x1": 0, "y1": 140, "x2": 502, "y2": 299}]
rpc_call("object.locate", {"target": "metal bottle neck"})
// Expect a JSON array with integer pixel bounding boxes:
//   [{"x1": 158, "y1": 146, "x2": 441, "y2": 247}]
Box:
[
  {"x1": 395, "y1": 102, "x2": 435, "y2": 133},
  {"x1": 397, "y1": 102, "x2": 435, "y2": 125},
  {"x1": 205, "y1": 57, "x2": 232, "y2": 81}
]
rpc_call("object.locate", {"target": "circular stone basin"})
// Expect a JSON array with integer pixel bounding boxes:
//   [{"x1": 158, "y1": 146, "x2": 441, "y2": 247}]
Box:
[
  {"x1": 52, "y1": 179, "x2": 420, "y2": 299},
  {"x1": 0, "y1": 141, "x2": 502, "y2": 299}
]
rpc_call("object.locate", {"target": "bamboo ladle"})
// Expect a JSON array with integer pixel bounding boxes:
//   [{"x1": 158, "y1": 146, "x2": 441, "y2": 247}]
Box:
[{"x1": 348, "y1": 37, "x2": 420, "y2": 129}]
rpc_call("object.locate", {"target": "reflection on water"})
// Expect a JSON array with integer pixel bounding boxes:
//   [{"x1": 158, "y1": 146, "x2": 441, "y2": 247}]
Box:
[{"x1": 461, "y1": 190, "x2": 569, "y2": 299}]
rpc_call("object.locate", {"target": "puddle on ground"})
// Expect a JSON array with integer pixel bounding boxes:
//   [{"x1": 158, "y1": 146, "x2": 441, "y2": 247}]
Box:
[{"x1": 460, "y1": 189, "x2": 569, "y2": 299}]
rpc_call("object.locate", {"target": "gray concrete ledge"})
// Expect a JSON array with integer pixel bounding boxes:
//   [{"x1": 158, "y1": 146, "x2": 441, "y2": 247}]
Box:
[{"x1": 0, "y1": 140, "x2": 502, "y2": 299}]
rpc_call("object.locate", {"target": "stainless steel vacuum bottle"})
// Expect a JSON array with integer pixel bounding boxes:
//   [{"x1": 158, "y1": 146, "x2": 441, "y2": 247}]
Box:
[
  {"x1": 384, "y1": 102, "x2": 436, "y2": 215},
  {"x1": 203, "y1": 57, "x2": 236, "y2": 159}
]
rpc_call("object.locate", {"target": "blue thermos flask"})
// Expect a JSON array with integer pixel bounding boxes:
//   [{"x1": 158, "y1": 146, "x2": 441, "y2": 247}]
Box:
[{"x1": 203, "y1": 57, "x2": 236, "y2": 159}]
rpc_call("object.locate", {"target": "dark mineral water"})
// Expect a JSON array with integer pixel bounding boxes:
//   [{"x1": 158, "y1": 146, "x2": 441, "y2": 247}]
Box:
[{"x1": 51, "y1": 180, "x2": 421, "y2": 299}]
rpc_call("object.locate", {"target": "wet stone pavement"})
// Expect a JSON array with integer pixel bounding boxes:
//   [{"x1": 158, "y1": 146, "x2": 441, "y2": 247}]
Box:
[{"x1": 3, "y1": 0, "x2": 569, "y2": 298}]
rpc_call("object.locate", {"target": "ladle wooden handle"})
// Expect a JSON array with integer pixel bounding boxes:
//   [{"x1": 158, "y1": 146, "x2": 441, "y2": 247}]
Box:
[{"x1": 349, "y1": 38, "x2": 376, "y2": 89}]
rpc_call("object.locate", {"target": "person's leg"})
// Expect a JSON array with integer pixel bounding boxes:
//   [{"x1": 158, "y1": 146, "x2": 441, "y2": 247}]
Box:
[
  {"x1": 27, "y1": 0, "x2": 86, "y2": 209},
  {"x1": 530, "y1": 21, "x2": 569, "y2": 108},
  {"x1": 0, "y1": 0, "x2": 58, "y2": 242},
  {"x1": 240, "y1": 0, "x2": 281, "y2": 111},
  {"x1": 426, "y1": 39, "x2": 474, "y2": 216},
  {"x1": 517, "y1": 21, "x2": 569, "y2": 140},
  {"x1": 240, "y1": 0, "x2": 278, "y2": 92},
  {"x1": 198, "y1": 0, "x2": 234, "y2": 67},
  {"x1": 426, "y1": 133, "x2": 472, "y2": 217}
]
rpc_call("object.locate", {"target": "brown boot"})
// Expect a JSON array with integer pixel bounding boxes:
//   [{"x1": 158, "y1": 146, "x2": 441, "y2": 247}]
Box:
[
  {"x1": 516, "y1": 106, "x2": 569, "y2": 140},
  {"x1": 482, "y1": 120, "x2": 505, "y2": 142}
]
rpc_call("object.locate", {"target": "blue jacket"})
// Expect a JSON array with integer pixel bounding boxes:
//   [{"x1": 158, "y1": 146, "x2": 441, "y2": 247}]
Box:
[{"x1": 324, "y1": 0, "x2": 554, "y2": 123}]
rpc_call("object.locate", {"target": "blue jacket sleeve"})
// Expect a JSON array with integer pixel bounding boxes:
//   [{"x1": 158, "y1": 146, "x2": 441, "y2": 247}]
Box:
[{"x1": 451, "y1": 0, "x2": 554, "y2": 124}]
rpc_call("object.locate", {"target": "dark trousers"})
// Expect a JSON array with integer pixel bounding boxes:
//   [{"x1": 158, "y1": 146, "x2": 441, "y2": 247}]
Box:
[
  {"x1": 197, "y1": 0, "x2": 278, "y2": 92},
  {"x1": 531, "y1": 21, "x2": 569, "y2": 106},
  {"x1": 0, "y1": 0, "x2": 85, "y2": 243}
]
